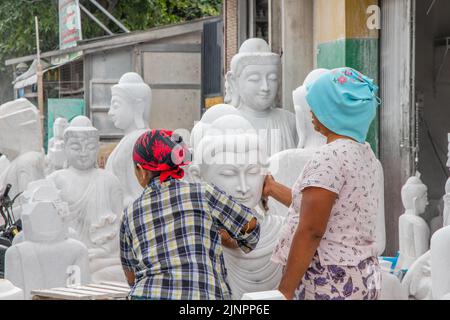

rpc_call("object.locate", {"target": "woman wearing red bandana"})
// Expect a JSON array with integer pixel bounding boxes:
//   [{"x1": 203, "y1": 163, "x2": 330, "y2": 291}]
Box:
[{"x1": 119, "y1": 129, "x2": 260, "y2": 300}]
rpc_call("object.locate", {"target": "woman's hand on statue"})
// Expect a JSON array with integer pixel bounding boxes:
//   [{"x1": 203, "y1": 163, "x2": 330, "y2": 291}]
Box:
[{"x1": 262, "y1": 174, "x2": 275, "y2": 199}]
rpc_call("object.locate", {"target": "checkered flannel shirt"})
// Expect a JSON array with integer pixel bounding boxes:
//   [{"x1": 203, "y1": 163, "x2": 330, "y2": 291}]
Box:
[{"x1": 120, "y1": 177, "x2": 260, "y2": 300}]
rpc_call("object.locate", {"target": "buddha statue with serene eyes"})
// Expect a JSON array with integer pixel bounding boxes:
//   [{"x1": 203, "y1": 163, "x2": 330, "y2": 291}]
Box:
[
  {"x1": 106, "y1": 72, "x2": 152, "y2": 208},
  {"x1": 225, "y1": 38, "x2": 297, "y2": 156},
  {"x1": 47, "y1": 116, "x2": 125, "y2": 283}
]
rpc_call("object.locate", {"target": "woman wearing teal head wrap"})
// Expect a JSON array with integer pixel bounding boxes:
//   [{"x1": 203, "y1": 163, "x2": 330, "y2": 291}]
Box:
[
  {"x1": 306, "y1": 67, "x2": 380, "y2": 143},
  {"x1": 263, "y1": 68, "x2": 383, "y2": 300}
]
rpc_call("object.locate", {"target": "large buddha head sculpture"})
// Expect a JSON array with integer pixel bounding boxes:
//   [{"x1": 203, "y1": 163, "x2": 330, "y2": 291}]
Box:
[
  {"x1": 64, "y1": 116, "x2": 99, "y2": 171},
  {"x1": 293, "y1": 69, "x2": 329, "y2": 149},
  {"x1": 401, "y1": 173, "x2": 429, "y2": 215},
  {"x1": 225, "y1": 38, "x2": 280, "y2": 112},
  {"x1": 0, "y1": 99, "x2": 42, "y2": 160},
  {"x1": 109, "y1": 72, "x2": 152, "y2": 133},
  {"x1": 190, "y1": 114, "x2": 268, "y2": 209}
]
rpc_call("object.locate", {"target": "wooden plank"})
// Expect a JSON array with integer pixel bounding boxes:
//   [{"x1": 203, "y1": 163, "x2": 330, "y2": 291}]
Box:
[
  {"x1": 85, "y1": 284, "x2": 130, "y2": 294},
  {"x1": 80, "y1": 286, "x2": 128, "y2": 298},
  {"x1": 101, "y1": 281, "x2": 131, "y2": 289},
  {"x1": 88, "y1": 284, "x2": 130, "y2": 292},
  {"x1": 31, "y1": 289, "x2": 92, "y2": 300},
  {"x1": 50, "y1": 287, "x2": 111, "y2": 299}
]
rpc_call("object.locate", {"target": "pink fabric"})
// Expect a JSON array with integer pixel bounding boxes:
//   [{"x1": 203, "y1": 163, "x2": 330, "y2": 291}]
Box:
[{"x1": 272, "y1": 139, "x2": 381, "y2": 267}]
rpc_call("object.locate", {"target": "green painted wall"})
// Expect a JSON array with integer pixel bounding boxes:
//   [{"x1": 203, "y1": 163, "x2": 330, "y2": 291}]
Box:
[{"x1": 316, "y1": 38, "x2": 380, "y2": 156}]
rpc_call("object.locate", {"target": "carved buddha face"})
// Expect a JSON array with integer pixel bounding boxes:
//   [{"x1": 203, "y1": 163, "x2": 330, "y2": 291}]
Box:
[
  {"x1": 237, "y1": 64, "x2": 278, "y2": 112},
  {"x1": 109, "y1": 92, "x2": 135, "y2": 131},
  {"x1": 401, "y1": 176, "x2": 429, "y2": 215},
  {"x1": 65, "y1": 132, "x2": 99, "y2": 171},
  {"x1": 201, "y1": 150, "x2": 265, "y2": 209}
]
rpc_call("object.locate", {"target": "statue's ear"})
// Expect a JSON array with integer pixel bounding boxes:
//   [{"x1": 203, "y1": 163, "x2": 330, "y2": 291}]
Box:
[
  {"x1": 412, "y1": 196, "x2": 419, "y2": 214},
  {"x1": 188, "y1": 164, "x2": 202, "y2": 182}
]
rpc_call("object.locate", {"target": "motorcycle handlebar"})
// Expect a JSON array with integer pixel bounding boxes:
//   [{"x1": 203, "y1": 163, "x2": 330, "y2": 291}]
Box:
[{"x1": 1, "y1": 184, "x2": 11, "y2": 200}]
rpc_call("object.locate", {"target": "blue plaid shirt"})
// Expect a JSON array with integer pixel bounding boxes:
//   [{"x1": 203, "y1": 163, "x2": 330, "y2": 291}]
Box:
[{"x1": 120, "y1": 177, "x2": 260, "y2": 300}]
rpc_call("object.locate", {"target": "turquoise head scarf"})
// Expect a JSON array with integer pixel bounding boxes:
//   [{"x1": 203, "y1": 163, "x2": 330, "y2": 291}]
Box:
[{"x1": 305, "y1": 67, "x2": 380, "y2": 143}]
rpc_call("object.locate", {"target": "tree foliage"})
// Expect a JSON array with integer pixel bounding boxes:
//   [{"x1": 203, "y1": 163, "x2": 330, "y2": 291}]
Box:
[{"x1": 0, "y1": 0, "x2": 222, "y2": 72}]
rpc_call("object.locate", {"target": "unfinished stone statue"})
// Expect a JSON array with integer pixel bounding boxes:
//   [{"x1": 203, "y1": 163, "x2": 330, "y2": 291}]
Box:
[
  {"x1": 47, "y1": 117, "x2": 69, "y2": 173},
  {"x1": 0, "y1": 280, "x2": 23, "y2": 300},
  {"x1": 431, "y1": 225, "x2": 450, "y2": 299},
  {"x1": 0, "y1": 99, "x2": 45, "y2": 201},
  {"x1": 268, "y1": 69, "x2": 329, "y2": 218},
  {"x1": 401, "y1": 250, "x2": 432, "y2": 300},
  {"x1": 189, "y1": 114, "x2": 284, "y2": 300},
  {"x1": 225, "y1": 38, "x2": 297, "y2": 155},
  {"x1": 106, "y1": 72, "x2": 152, "y2": 208},
  {"x1": 398, "y1": 173, "x2": 430, "y2": 270},
  {"x1": 4, "y1": 182, "x2": 90, "y2": 299},
  {"x1": 378, "y1": 260, "x2": 407, "y2": 300},
  {"x1": 47, "y1": 116, "x2": 125, "y2": 283}
]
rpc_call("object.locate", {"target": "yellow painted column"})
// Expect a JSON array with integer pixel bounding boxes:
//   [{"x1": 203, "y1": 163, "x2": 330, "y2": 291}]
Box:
[{"x1": 314, "y1": 0, "x2": 380, "y2": 154}]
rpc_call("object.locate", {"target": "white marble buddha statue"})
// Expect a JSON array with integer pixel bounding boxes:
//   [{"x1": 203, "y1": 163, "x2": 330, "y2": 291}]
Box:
[
  {"x1": 189, "y1": 104, "x2": 240, "y2": 151},
  {"x1": 398, "y1": 173, "x2": 430, "y2": 270},
  {"x1": 4, "y1": 183, "x2": 90, "y2": 300},
  {"x1": 0, "y1": 280, "x2": 23, "y2": 300},
  {"x1": 401, "y1": 250, "x2": 432, "y2": 300},
  {"x1": 189, "y1": 114, "x2": 284, "y2": 300},
  {"x1": 430, "y1": 224, "x2": 450, "y2": 300},
  {"x1": 225, "y1": 38, "x2": 297, "y2": 156},
  {"x1": 47, "y1": 117, "x2": 69, "y2": 173},
  {"x1": 267, "y1": 69, "x2": 329, "y2": 218},
  {"x1": 47, "y1": 116, "x2": 125, "y2": 283},
  {"x1": 0, "y1": 99, "x2": 45, "y2": 202},
  {"x1": 105, "y1": 72, "x2": 152, "y2": 208}
]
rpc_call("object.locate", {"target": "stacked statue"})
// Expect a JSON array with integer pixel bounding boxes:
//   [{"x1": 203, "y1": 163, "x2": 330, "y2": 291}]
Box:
[{"x1": 47, "y1": 116, "x2": 125, "y2": 283}]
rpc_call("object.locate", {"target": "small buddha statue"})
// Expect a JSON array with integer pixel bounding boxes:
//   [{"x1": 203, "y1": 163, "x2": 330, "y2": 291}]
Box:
[
  {"x1": 46, "y1": 117, "x2": 69, "y2": 173},
  {"x1": 398, "y1": 173, "x2": 430, "y2": 270},
  {"x1": 47, "y1": 116, "x2": 125, "y2": 283},
  {"x1": 189, "y1": 114, "x2": 284, "y2": 300},
  {"x1": 105, "y1": 72, "x2": 152, "y2": 208},
  {"x1": 0, "y1": 99, "x2": 45, "y2": 202},
  {"x1": 4, "y1": 182, "x2": 90, "y2": 299},
  {"x1": 225, "y1": 38, "x2": 297, "y2": 155}
]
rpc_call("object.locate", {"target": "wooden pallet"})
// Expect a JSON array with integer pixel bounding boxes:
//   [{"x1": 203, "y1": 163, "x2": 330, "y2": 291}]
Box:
[{"x1": 31, "y1": 281, "x2": 130, "y2": 300}]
